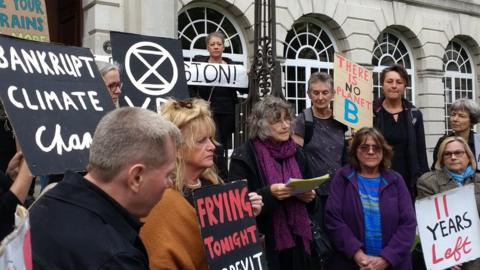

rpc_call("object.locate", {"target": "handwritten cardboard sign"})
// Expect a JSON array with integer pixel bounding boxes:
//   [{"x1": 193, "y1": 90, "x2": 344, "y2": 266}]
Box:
[
  {"x1": 333, "y1": 53, "x2": 373, "y2": 129},
  {"x1": 0, "y1": 206, "x2": 32, "y2": 270},
  {"x1": 185, "y1": 62, "x2": 248, "y2": 88},
  {"x1": 110, "y1": 31, "x2": 189, "y2": 111},
  {"x1": 0, "y1": 0, "x2": 49, "y2": 42},
  {"x1": 415, "y1": 184, "x2": 480, "y2": 270},
  {"x1": 0, "y1": 34, "x2": 115, "y2": 175},
  {"x1": 193, "y1": 180, "x2": 267, "y2": 270}
]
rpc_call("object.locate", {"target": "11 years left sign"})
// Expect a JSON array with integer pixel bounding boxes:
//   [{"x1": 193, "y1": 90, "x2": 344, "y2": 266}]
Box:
[{"x1": 416, "y1": 184, "x2": 480, "y2": 270}]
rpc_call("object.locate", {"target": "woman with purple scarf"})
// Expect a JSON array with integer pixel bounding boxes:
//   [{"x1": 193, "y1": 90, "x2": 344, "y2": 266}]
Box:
[
  {"x1": 325, "y1": 127, "x2": 416, "y2": 270},
  {"x1": 229, "y1": 96, "x2": 317, "y2": 270}
]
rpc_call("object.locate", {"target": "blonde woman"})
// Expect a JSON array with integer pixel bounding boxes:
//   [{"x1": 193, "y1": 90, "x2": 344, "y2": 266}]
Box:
[
  {"x1": 140, "y1": 98, "x2": 262, "y2": 270},
  {"x1": 417, "y1": 136, "x2": 480, "y2": 270}
]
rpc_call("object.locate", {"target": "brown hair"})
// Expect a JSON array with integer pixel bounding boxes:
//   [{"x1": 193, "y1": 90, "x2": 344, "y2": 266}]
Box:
[
  {"x1": 380, "y1": 64, "x2": 409, "y2": 87},
  {"x1": 348, "y1": 127, "x2": 393, "y2": 171}
]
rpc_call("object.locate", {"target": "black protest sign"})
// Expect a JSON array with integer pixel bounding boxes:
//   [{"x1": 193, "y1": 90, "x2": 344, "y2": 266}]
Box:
[
  {"x1": 110, "y1": 31, "x2": 189, "y2": 111},
  {"x1": 193, "y1": 180, "x2": 268, "y2": 270},
  {"x1": 0, "y1": 35, "x2": 115, "y2": 176}
]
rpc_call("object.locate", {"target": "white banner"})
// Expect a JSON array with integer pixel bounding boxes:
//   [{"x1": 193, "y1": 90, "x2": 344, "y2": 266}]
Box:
[
  {"x1": 0, "y1": 205, "x2": 32, "y2": 270},
  {"x1": 415, "y1": 184, "x2": 480, "y2": 270},
  {"x1": 185, "y1": 62, "x2": 248, "y2": 88}
]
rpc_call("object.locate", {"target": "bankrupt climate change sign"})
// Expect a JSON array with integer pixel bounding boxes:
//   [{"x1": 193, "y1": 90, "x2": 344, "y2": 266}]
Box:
[
  {"x1": 193, "y1": 181, "x2": 267, "y2": 270},
  {"x1": 0, "y1": 34, "x2": 114, "y2": 175}
]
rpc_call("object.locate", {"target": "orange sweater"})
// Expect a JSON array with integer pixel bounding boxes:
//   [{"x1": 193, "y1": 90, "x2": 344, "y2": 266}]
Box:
[{"x1": 140, "y1": 188, "x2": 208, "y2": 270}]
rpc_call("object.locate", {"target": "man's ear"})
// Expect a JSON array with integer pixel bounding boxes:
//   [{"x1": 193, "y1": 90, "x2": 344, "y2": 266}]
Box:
[{"x1": 127, "y1": 164, "x2": 146, "y2": 193}]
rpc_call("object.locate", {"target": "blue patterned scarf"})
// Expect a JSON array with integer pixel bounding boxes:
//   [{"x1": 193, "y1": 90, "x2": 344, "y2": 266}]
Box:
[{"x1": 444, "y1": 165, "x2": 475, "y2": 185}]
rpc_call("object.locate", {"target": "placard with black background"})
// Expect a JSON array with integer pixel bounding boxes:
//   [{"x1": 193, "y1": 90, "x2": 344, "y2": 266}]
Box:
[
  {"x1": 0, "y1": 34, "x2": 115, "y2": 176},
  {"x1": 110, "y1": 31, "x2": 189, "y2": 111},
  {"x1": 193, "y1": 180, "x2": 268, "y2": 270}
]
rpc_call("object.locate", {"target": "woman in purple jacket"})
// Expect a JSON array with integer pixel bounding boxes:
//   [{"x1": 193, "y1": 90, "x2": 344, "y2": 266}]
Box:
[{"x1": 325, "y1": 127, "x2": 416, "y2": 270}]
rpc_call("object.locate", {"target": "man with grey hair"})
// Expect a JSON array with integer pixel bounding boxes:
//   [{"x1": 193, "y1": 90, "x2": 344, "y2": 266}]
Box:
[
  {"x1": 30, "y1": 107, "x2": 182, "y2": 269},
  {"x1": 96, "y1": 60, "x2": 122, "y2": 106}
]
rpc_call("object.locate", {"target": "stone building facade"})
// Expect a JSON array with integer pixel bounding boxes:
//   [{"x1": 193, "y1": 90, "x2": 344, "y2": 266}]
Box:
[{"x1": 81, "y1": 0, "x2": 480, "y2": 164}]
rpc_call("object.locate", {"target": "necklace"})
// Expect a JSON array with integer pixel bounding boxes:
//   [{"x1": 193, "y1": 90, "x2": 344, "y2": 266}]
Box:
[{"x1": 186, "y1": 179, "x2": 202, "y2": 189}]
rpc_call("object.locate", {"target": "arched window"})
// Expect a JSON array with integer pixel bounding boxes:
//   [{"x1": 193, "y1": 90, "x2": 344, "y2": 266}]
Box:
[
  {"x1": 443, "y1": 40, "x2": 475, "y2": 131},
  {"x1": 282, "y1": 21, "x2": 336, "y2": 114},
  {"x1": 372, "y1": 32, "x2": 415, "y2": 103},
  {"x1": 177, "y1": 6, "x2": 246, "y2": 64}
]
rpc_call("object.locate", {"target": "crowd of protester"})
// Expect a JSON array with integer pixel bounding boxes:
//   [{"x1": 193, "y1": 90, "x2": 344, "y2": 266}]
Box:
[{"x1": 2, "y1": 31, "x2": 480, "y2": 270}]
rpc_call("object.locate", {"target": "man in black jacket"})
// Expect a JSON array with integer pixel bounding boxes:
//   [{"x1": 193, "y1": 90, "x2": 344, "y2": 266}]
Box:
[{"x1": 30, "y1": 107, "x2": 181, "y2": 270}]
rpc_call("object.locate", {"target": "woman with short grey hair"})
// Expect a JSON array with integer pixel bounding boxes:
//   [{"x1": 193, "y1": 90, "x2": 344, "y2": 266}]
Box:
[
  {"x1": 229, "y1": 96, "x2": 317, "y2": 270},
  {"x1": 432, "y1": 98, "x2": 480, "y2": 170},
  {"x1": 95, "y1": 61, "x2": 122, "y2": 106}
]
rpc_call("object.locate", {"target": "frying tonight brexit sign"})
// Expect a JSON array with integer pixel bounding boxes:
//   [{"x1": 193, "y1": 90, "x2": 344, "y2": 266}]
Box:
[{"x1": 193, "y1": 181, "x2": 267, "y2": 270}]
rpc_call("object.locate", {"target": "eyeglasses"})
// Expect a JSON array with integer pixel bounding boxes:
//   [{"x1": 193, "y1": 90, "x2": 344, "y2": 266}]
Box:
[
  {"x1": 173, "y1": 99, "x2": 194, "y2": 109},
  {"x1": 443, "y1": 150, "x2": 466, "y2": 159},
  {"x1": 107, "y1": 82, "x2": 123, "y2": 92},
  {"x1": 358, "y1": 144, "x2": 382, "y2": 154}
]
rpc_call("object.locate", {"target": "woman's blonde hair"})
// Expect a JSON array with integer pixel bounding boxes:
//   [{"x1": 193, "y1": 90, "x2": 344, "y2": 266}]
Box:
[
  {"x1": 161, "y1": 98, "x2": 222, "y2": 192},
  {"x1": 434, "y1": 136, "x2": 477, "y2": 171}
]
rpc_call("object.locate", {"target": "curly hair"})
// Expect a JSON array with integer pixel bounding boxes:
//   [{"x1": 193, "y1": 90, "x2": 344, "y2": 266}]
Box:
[{"x1": 248, "y1": 96, "x2": 293, "y2": 140}]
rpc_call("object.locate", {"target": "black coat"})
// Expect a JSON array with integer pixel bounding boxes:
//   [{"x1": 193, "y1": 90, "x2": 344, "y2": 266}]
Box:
[
  {"x1": 0, "y1": 174, "x2": 19, "y2": 240},
  {"x1": 30, "y1": 171, "x2": 149, "y2": 270},
  {"x1": 228, "y1": 140, "x2": 316, "y2": 270},
  {"x1": 373, "y1": 98, "x2": 429, "y2": 195}
]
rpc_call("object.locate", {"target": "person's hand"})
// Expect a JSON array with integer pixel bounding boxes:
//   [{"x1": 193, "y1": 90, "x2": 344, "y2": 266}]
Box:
[
  {"x1": 6, "y1": 152, "x2": 23, "y2": 180},
  {"x1": 248, "y1": 192, "x2": 263, "y2": 216},
  {"x1": 450, "y1": 264, "x2": 462, "y2": 270},
  {"x1": 295, "y1": 190, "x2": 315, "y2": 203},
  {"x1": 368, "y1": 256, "x2": 389, "y2": 270},
  {"x1": 8, "y1": 152, "x2": 34, "y2": 204},
  {"x1": 353, "y1": 249, "x2": 371, "y2": 269},
  {"x1": 270, "y1": 184, "x2": 294, "y2": 200}
]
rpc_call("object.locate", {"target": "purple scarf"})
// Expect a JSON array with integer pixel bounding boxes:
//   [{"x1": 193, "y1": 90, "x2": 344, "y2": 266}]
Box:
[{"x1": 252, "y1": 138, "x2": 311, "y2": 253}]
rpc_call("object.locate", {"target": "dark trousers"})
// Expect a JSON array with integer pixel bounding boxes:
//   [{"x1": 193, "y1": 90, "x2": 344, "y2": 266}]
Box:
[{"x1": 213, "y1": 113, "x2": 235, "y2": 179}]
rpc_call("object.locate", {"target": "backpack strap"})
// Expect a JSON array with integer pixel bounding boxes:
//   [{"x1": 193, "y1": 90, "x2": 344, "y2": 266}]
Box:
[{"x1": 303, "y1": 108, "x2": 314, "y2": 145}]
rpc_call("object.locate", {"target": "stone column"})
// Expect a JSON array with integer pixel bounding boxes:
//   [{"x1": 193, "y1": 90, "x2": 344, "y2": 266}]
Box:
[{"x1": 82, "y1": 0, "x2": 177, "y2": 57}]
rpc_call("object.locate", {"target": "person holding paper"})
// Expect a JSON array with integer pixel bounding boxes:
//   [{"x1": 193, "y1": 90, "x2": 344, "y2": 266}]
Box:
[
  {"x1": 188, "y1": 31, "x2": 247, "y2": 179},
  {"x1": 417, "y1": 136, "x2": 480, "y2": 270},
  {"x1": 229, "y1": 96, "x2": 317, "y2": 270},
  {"x1": 140, "y1": 98, "x2": 263, "y2": 270},
  {"x1": 373, "y1": 64, "x2": 428, "y2": 199},
  {"x1": 325, "y1": 127, "x2": 416, "y2": 270},
  {"x1": 431, "y1": 98, "x2": 480, "y2": 171}
]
